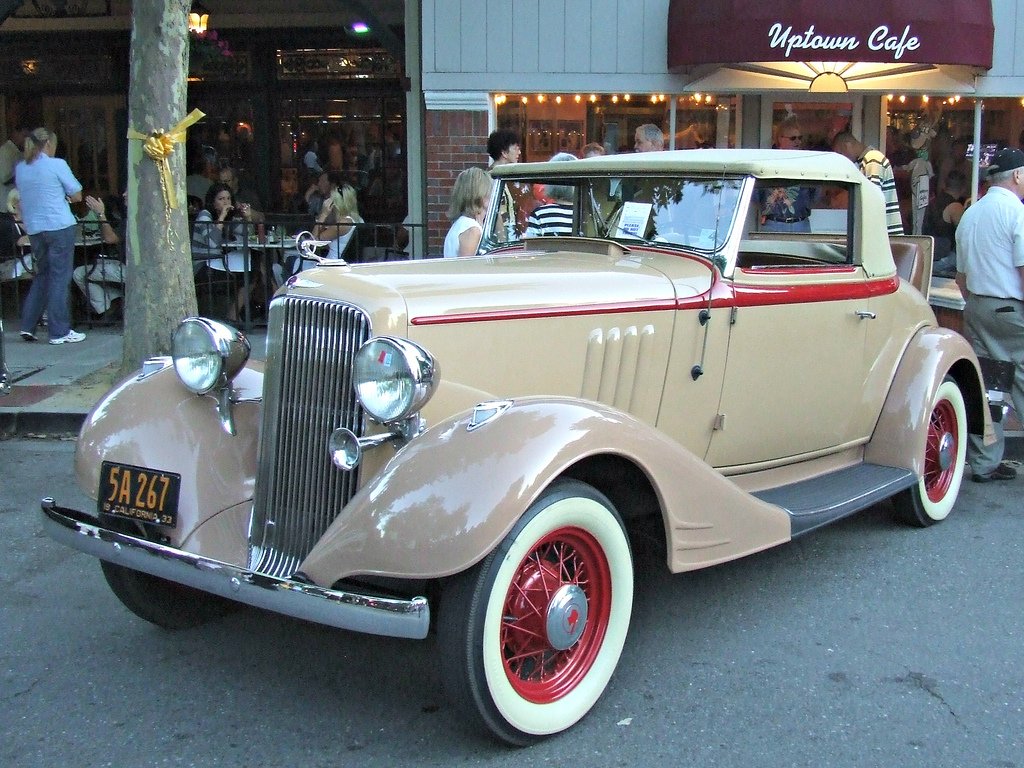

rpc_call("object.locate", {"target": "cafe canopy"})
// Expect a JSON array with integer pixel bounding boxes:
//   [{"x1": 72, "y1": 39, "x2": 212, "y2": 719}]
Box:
[{"x1": 667, "y1": 0, "x2": 995, "y2": 93}]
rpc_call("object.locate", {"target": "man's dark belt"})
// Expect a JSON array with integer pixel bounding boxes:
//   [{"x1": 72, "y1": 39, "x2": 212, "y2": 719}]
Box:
[
  {"x1": 969, "y1": 293, "x2": 1023, "y2": 302},
  {"x1": 764, "y1": 214, "x2": 809, "y2": 223}
]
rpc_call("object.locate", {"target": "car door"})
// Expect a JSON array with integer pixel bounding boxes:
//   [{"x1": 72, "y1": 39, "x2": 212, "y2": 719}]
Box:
[{"x1": 705, "y1": 260, "x2": 878, "y2": 468}]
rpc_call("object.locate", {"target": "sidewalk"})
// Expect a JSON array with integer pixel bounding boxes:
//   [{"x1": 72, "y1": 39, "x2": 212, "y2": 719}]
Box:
[{"x1": 0, "y1": 324, "x2": 266, "y2": 437}]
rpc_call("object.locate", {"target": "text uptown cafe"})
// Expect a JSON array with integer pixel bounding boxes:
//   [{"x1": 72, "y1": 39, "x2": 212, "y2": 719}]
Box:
[{"x1": 768, "y1": 22, "x2": 921, "y2": 61}]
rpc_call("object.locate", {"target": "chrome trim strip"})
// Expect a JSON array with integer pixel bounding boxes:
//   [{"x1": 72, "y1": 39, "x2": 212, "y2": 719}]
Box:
[{"x1": 41, "y1": 499, "x2": 430, "y2": 640}]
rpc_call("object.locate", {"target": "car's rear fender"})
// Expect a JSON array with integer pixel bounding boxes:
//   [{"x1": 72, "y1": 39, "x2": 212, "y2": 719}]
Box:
[
  {"x1": 74, "y1": 361, "x2": 264, "y2": 549},
  {"x1": 298, "y1": 397, "x2": 792, "y2": 585},
  {"x1": 865, "y1": 326, "x2": 990, "y2": 473}
]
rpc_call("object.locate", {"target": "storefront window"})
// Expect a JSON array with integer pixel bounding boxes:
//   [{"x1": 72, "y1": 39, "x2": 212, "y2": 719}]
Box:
[
  {"x1": 674, "y1": 95, "x2": 737, "y2": 149},
  {"x1": 590, "y1": 97, "x2": 669, "y2": 155},
  {"x1": 186, "y1": 97, "x2": 258, "y2": 187},
  {"x1": 495, "y1": 94, "x2": 738, "y2": 159},
  {"x1": 0, "y1": 33, "x2": 409, "y2": 223},
  {"x1": 44, "y1": 95, "x2": 123, "y2": 197},
  {"x1": 770, "y1": 101, "x2": 854, "y2": 151},
  {"x1": 885, "y1": 95, "x2": 1024, "y2": 230},
  {"x1": 277, "y1": 95, "x2": 406, "y2": 222},
  {"x1": 886, "y1": 95, "x2": 1020, "y2": 149}
]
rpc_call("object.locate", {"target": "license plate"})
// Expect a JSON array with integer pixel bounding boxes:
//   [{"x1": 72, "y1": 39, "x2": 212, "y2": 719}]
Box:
[{"x1": 98, "y1": 461, "x2": 181, "y2": 527}]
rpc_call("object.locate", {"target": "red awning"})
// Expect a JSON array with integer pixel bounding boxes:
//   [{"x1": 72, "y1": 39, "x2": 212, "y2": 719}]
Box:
[{"x1": 668, "y1": 0, "x2": 994, "y2": 70}]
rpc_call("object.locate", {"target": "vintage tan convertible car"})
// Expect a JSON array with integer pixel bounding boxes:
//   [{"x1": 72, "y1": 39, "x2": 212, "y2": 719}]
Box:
[{"x1": 43, "y1": 149, "x2": 990, "y2": 745}]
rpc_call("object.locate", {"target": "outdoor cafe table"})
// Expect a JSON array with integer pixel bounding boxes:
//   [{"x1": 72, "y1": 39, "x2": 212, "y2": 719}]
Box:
[
  {"x1": 194, "y1": 237, "x2": 289, "y2": 326},
  {"x1": 259, "y1": 235, "x2": 305, "y2": 276}
]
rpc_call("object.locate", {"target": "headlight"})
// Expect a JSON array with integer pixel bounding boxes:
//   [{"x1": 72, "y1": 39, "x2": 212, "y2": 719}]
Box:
[
  {"x1": 172, "y1": 318, "x2": 250, "y2": 395},
  {"x1": 353, "y1": 337, "x2": 438, "y2": 423}
]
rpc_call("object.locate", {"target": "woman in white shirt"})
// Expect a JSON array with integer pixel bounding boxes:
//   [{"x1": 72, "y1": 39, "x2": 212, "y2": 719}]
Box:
[{"x1": 443, "y1": 167, "x2": 492, "y2": 258}]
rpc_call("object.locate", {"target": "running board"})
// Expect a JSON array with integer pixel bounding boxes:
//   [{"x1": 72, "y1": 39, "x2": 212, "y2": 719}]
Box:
[{"x1": 752, "y1": 463, "x2": 917, "y2": 537}]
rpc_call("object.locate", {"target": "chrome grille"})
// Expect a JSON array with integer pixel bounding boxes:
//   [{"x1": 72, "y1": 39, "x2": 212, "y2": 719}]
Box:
[{"x1": 249, "y1": 296, "x2": 370, "y2": 577}]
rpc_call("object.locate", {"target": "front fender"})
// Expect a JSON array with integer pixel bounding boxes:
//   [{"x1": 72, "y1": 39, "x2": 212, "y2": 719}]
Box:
[
  {"x1": 74, "y1": 360, "x2": 264, "y2": 549},
  {"x1": 865, "y1": 326, "x2": 990, "y2": 472},
  {"x1": 299, "y1": 397, "x2": 792, "y2": 584}
]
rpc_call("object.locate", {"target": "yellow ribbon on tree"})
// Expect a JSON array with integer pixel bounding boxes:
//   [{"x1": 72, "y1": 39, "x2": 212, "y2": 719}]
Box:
[{"x1": 127, "y1": 108, "x2": 205, "y2": 214}]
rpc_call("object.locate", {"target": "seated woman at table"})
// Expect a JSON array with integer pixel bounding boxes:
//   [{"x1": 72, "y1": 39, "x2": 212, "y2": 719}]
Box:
[
  {"x1": 71, "y1": 193, "x2": 124, "y2": 318},
  {"x1": 192, "y1": 182, "x2": 266, "y2": 322},
  {"x1": 312, "y1": 173, "x2": 363, "y2": 261},
  {"x1": 192, "y1": 182, "x2": 251, "y2": 254}
]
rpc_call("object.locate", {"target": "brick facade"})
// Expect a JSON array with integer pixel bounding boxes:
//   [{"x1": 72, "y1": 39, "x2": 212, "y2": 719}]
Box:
[{"x1": 424, "y1": 108, "x2": 490, "y2": 255}]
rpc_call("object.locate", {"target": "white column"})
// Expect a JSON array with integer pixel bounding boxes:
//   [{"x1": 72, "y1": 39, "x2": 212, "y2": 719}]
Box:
[{"x1": 972, "y1": 99, "x2": 984, "y2": 203}]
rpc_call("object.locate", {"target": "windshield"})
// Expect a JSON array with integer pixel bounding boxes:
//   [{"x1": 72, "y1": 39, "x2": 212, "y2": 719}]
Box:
[{"x1": 481, "y1": 175, "x2": 745, "y2": 256}]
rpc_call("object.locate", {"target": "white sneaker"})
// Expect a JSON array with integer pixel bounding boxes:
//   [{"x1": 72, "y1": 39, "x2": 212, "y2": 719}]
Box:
[{"x1": 49, "y1": 330, "x2": 86, "y2": 345}]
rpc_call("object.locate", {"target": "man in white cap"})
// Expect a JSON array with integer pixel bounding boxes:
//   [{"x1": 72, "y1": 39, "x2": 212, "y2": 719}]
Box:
[{"x1": 955, "y1": 147, "x2": 1024, "y2": 482}]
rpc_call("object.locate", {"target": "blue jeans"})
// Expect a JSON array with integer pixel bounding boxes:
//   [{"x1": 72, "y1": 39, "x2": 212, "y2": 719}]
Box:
[
  {"x1": 761, "y1": 217, "x2": 811, "y2": 233},
  {"x1": 21, "y1": 225, "x2": 77, "y2": 340}
]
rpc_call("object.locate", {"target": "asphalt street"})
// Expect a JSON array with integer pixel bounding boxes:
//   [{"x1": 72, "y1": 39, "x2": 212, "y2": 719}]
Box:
[{"x1": 1, "y1": 437, "x2": 1022, "y2": 768}]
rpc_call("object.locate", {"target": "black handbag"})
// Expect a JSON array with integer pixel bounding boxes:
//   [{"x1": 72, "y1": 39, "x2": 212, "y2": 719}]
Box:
[{"x1": 0, "y1": 211, "x2": 17, "y2": 260}]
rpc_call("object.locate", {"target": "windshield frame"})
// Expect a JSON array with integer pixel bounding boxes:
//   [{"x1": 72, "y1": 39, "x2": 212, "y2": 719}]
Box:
[{"x1": 480, "y1": 172, "x2": 752, "y2": 266}]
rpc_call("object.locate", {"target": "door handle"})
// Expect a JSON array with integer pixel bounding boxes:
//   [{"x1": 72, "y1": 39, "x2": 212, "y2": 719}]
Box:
[{"x1": 855, "y1": 310, "x2": 877, "y2": 320}]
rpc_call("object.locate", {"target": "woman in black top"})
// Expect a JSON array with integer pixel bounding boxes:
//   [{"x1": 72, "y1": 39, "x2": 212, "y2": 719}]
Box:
[{"x1": 923, "y1": 170, "x2": 966, "y2": 276}]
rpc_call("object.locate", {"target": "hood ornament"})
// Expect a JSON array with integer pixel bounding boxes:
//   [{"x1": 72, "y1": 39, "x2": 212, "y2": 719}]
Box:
[{"x1": 294, "y1": 230, "x2": 346, "y2": 266}]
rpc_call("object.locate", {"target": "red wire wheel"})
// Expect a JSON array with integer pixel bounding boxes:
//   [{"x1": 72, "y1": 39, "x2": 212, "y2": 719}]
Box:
[
  {"x1": 499, "y1": 526, "x2": 613, "y2": 703},
  {"x1": 438, "y1": 480, "x2": 633, "y2": 745},
  {"x1": 892, "y1": 378, "x2": 967, "y2": 527},
  {"x1": 923, "y1": 397, "x2": 959, "y2": 503}
]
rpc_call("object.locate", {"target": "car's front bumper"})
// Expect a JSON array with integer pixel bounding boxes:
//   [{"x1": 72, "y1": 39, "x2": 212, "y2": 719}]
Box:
[{"x1": 41, "y1": 498, "x2": 430, "y2": 639}]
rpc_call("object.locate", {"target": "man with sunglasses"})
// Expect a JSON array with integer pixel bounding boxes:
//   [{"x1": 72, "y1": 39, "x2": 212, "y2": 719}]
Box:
[{"x1": 760, "y1": 116, "x2": 814, "y2": 233}]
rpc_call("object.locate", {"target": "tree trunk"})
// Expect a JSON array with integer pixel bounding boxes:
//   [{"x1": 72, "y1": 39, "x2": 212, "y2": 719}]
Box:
[{"x1": 121, "y1": 0, "x2": 197, "y2": 378}]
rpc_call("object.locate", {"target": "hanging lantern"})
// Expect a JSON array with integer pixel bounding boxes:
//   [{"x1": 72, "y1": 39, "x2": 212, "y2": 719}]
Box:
[{"x1": 188, "y1": 4, "x2": 210, "y2": 35}]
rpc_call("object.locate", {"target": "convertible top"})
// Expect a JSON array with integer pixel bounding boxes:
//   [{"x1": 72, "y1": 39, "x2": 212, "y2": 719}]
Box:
[{"x1": 490, "y1": 148, "x2": 867, "y2": 186}]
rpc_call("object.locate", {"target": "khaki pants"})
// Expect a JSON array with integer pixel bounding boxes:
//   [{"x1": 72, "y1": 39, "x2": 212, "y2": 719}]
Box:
[
  {"x1": 72, "y1": 257, "x2": 124, "y2": 315},
  {"x1": 963, "y1": 294, "x2": 1024, "y2": 475}
]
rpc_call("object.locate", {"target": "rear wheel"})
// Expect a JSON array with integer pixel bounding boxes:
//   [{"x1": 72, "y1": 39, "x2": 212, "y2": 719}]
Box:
[
  {"x1": 893, "y1": 377, "x2": 967, "y2": 527},
  {"x1": 100, "y1": 561, "x2": 238, "y2": 630},
  {"x1": 438, "y1": 480, "x2": 633, "y2": 745}
]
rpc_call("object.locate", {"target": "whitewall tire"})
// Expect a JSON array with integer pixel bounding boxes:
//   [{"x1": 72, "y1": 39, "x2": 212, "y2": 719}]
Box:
[
  {"x1": 893, "y1": 377, "x2": 967, "y2": 526},
  {"x1": 439, "y1": 480, "x2": 633, "y2": 745}
]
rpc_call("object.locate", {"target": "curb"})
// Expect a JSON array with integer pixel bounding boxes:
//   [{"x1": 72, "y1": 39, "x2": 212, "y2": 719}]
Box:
[{"x1": 0, "y1": 411, "x2": 85, "y2": 439}]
